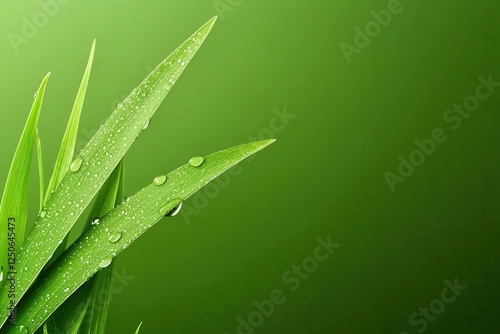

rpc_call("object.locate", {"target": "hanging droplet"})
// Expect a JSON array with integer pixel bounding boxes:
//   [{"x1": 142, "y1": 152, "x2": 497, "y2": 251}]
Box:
[
  {"x1": 0, "y1": 267, "x2": 4, "y2": 283},
  {"x1": 143, "y1": 119, "x2": 151, "y2": 130},
  {"x1": 69, "y1": 157, "x2": 83, "y2": 172},
  {"x1": 188, "y1": 156, "x2": 205, "y2": 167},
  {"x1": 40, "y1": 210, "x2": 47, "y2": 219},
  {"x1": 91, "y1": 218, "x2": 100, "y2": 226},
  {"x1": 108, "y1": 232, "x2": 122, "y2": 243},
  {"x1": 160, "y1": 199, "x2": 183, "y2": 217},
  {"x1": 153, "y1": 175, "x2": 167, "y2": 186},
  {"x1": 34, "y1": 91, "x2": 38, "y2": 99},
  {"x1": 99, "y1": 257, "x2": 113, "y2": 268}
]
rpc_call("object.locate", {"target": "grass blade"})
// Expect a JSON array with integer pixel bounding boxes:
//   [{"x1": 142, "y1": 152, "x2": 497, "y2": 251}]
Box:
[
  {"x1": 36, "y1": 129, "x2": 44, "y2": 211},
  {"x1": 0, "y1": 17, "x2": 217, "y2": 321},
  {"x1": 46, "y1": 162, "x2": 124, "y2": 334},
  {"x1": 135, "y1": 322, "x2": 143, "y2": 334},
  {"x1": 0, "y1": 73, "x2": 50, "y2": 287},
  {"x1": 44, "y1": 39, "x2": 96, "y2": 203},
  {"x1": 10, "y1": 140, "x2": 274, "y2": 332}
]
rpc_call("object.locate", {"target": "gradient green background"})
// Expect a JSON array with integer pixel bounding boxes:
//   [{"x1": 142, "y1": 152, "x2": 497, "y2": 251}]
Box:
[{"x1": 0, "y1": 0, "x2": 499, "y2": 333}]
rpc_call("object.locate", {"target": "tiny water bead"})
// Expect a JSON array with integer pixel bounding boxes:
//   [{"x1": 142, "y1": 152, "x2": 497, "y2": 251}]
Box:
[
  {"x1": 40, "y1": 210, "x2": 47, "y2": 219},
  {"x1": 69, "y1": 157, "x2": 84, "y2": 172},
  {"x1": 143, "y1": 119, "x2": 151, "y2": 130},
  {"x1": 99, "y1": 257, "x2": 113, "y2": 268},
  {"x1": 91, "y1": 218, "x2": 100, "y2": 226},
  {"x1": 153, "y1": 175, "x2": 167, "y2": 186},
  {"x1": 108, "y1": 232, "x2": 122, "y2": 243},
  {"x1": 188, "y1": 156, "x2": 205, "y2": 167},
  {"x1": 34, "y1": 91, "x2": 38, "y2": 99},
  {"x1": 18, "y1": 325, "x2": 30, "y2": 333},
  {"x1": 63, "y1": 287, "x2": 70, "y2": 293},
  {"x1": 137, "y1": 89, "x2": 148, "y2": 99},
  {"x1": 0, "y1": 268, "x2": 3, "y2": 282},
  {"x1": 160, "y1": 199, "x2": 183, "y2": 217}
]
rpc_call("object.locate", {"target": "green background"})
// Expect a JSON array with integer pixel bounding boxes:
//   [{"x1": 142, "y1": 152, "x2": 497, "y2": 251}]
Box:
[{"x1": 0, "y1": 0, "x2": 499, "y2": 333}]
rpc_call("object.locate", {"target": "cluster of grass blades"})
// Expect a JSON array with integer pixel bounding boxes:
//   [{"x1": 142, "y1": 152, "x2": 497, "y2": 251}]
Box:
[{"x1": 0, "y1": 16, "x2": 274, "y2": 333}]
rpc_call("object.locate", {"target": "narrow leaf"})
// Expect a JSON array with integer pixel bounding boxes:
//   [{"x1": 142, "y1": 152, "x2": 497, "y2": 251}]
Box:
[
  {"x1": 45, "y1": 39, "x2": 96, "y2": 203},
  {"x1": 36, "y1": 129, "x2": 44, "y2": 211},
  {"x1": 0, "y1": 73, "x2": 50, "y2": 287},
  {"x1": 11, "y1": 140, "x2": 274, "y2": 332},
  {"x1": 135, "y1": 322, "x2": 143, "y2": 334},
  {"x1": 0, "y1": 17, "x2": 217, "y2": 320}
]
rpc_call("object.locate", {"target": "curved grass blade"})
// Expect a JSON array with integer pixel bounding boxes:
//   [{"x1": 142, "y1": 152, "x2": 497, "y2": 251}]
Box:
[
  {"x1": 45, "y1": 39, "x2": 96, "y2": 203},
  {"x1": 36, "y1": 128, "x2": 44, "y2": 211},
  {"x1": 44, "y1": 40, "x2": 96, "y2": 268},
  {"x1": 0, "y1": 73, "x2": 50, "y2": 287},
  {"x1": 0, "y1": 17, "x2": 217, "y2": 322},
  {"x1": 135, "y1": 322, "x2": 143, "y2": 334},
  {"x1": 10, "y1": 140, "x2": 274, "y2": 333},
  {"x1": 46, "y1": 162, "x2": 124, "y2": 334}
]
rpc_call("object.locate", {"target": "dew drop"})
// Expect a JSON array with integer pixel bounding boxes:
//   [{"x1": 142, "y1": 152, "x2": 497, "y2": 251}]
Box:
[
  {"x1": 40, "y1": 210, "x2": 47, "y2": 219},
  {"x1": 24, "y1": 266, "x2": 29, "y2": 272},
  {"x1": 99, "y1": 257, "x2": 113, "y2": 268},
  {"x1": 153, "y1": 175, "x2": 167, "y2": 186},
  {"x1": 19, "y1": 325, "x2": 30, "y2": 334},
  {"x1": 91, "y1": 218, "x2": 100, "y2": 226},
  {"x1": 0, "y1": 267, "x2": 4, "y2": 282},
  {"x1": 137, "y1": 89, "x2": 147, "y2": 98},
  {"x1": 63, "y1": 287, "x2": 70, "y2": 293},
  {"x1": 34, "y1": 91, "x2": 38, "y2": 99},
  {"x1": 108, "y1": 232, "x2": 122, "y2": 243},
  {"x1": 69, "y1": 157, "x2": 83, "y2": 172},
  {"x1": 160, "y1": 199, "x2": 183, "y2": 217},
  {"x1": 188, "y1": 156, "x2": 205, "y2": 167},
  {"x1": 143, "y1": 119, "x2": 151, "y2": 130}
]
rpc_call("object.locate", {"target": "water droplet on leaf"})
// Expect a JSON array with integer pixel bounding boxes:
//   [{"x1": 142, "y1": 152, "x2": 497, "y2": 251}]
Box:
[
  {"x1": 108, "y1": 232, "x2": 122, "y2": 243},
  {"x1": 99, "y1": 257, "x2": 113, "y2": 268},
  {"x1": 40, "y1": 210, "x2": 47, "y2": 219},
  {"x1": 69, "y1": 157, "x2": 83, "y2": 172},
  {"x1": 91, "y1": 218, "x2": 100, "y2": 225},
  {"x1": 34, "y1": 91, "x2": 38, "y2": 99},
  {"x1": 188, "y1": 156, "x2": 205, "y2": 167},
  {"x1": 153, "y1": 175, "x2": 167, "y2": 186},
  {"x1": 143, "y1": 119, "x2": 151, "y2": 130},
  {"x1": 160, "y1": 199, "x2": 183, "y2": 217}
]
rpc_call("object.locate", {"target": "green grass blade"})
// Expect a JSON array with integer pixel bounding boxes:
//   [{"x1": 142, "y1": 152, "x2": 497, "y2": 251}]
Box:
[
  {"x1": 10, "y1": 140, "x2": 274, "y2": 333},
  {"x1": 135, "y1": 322, "x2": 143, "y2": 334},
  {"x1": 46, "y1": 162, "x2": 123, "y2": 334},
  {"x1": 36, "y1": 128, "x2": 45, "y2": 211},
  {"x1": 0, "y1": 73, "x2": 50, "y2": 286},
  {"x1": 0, "y1": 17, "x2": 216, "y2": 320},
  {"x1": 45, "y1": 40, "x2": 96, "y2": 203}
]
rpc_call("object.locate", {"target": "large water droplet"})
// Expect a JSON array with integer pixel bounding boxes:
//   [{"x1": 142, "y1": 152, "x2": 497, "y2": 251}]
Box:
[
  {"x1": 91, "y1": 218, "x2": 100, "y2": 226},
  {"x1": 0, "y1": 267, "x2": 4, "y2": 282},
  {"x1": 188, "y1": 156, "x2": 205, "y2": 167},
  {"x1": 160, "y1": 199, "x2": 183, "y2": 217},
  {"x1": 99, "y1": 257, "x2": 113, "y2": 268},
  {"x1": 18, "y1": 325, "x2": 30, "y2": 334},
  {"x1": 69, "y1": 157, "x2": 83, "y2": 172},
  {"x1": 143, "y1": 119, "x2": 151, "y2": 130},
  {"x1": 108, "y1": 232, "x2": 122, "y2": 243},
  {"x1": 40, "y1": 210, "x2": 47, "y2": 219},
  {"x1": 153, "y1": 175, "x2": 167, "y2": 186},
  {"x1": 137, "y1": 89, "x2": 147, "y2": 98}
]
